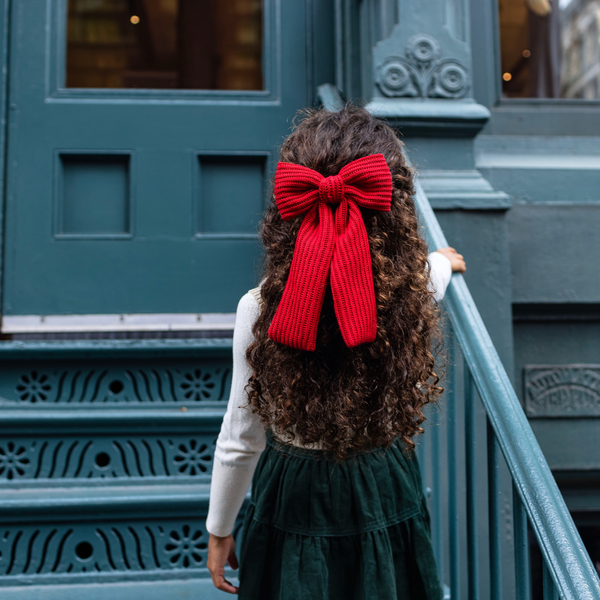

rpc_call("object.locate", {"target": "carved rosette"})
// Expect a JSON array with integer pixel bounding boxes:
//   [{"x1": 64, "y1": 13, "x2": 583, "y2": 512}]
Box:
[{"x1": 375, "y1": 34, "x2": 470, "y2": 99}]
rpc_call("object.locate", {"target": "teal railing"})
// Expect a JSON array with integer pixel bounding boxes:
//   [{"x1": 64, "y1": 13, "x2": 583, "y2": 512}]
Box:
[
  {"x1": 412, "y1": 164, "x2": 600, "y2": 600},
  {"x1": 317, "y1": 84, "x2": 600, "y2": 599}
]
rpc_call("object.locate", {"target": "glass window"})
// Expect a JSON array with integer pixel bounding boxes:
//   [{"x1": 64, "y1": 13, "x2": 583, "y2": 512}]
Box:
[
  {"x1": 498, "y1": 0, "x2": 600, "y2": 99},
  {"x1": 66, "y1": 0, "x2": 263, "y2": 90}
]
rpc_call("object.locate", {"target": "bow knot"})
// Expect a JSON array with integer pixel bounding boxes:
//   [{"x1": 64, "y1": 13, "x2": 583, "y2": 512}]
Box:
[
  {"x1": 319, "y1": 175, "x2": 344, "y2": 204},
  {"x1": 268, "y1": 154, "x2": 393, "y2": 351}
]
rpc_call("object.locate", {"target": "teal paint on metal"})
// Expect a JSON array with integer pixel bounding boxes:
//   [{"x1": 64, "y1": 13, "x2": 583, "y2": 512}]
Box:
[
  {"x1": 487, "y1": 420, "x2": 503, "y2": 600},
  {"x1": 3, "y1": 0, "x2": 312, "y2": 316},
  {"x1": 447, "y1": 343, "x2": 462, "y2": 600},
  {"x1": 413, "y1": 167, "x2": 600, "y2": 599},
  {"x1": 429, "y1": 399, "x2": 446, "y2": 588},
  {"x1": 0, "y1": 338, "x2": 233, "y2": 358},
  {"x1": 316, "y1": 83, "x2": 344, "y2": 112},
  {"x1": 0, "y1": 500, "x2": 247, "y2": 586},
  {"x1": 513, "y1": 488, "x2": 532, "y2": 600},
  {"x1": 543, "y1": 562, "x2": 560, "y2": 600},
  {"x1": 0, "y1": 577, "x2": 238, "y2": 600},
  {"x1": 0, "y1": 338, "x2": 241, "y2": 589},
  {"x1": 465, "y1": 369, "x2": 480, "y2": 600}
]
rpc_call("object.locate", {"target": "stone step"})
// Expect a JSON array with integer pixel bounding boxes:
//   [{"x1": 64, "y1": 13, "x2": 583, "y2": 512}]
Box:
[
  {"x1": 0, "y1": 409, "x2": 224, "y2": 485},
  {"x1": 0, "y1": 339, "x2": 233, "y2": 487},
  {"x1": 0, "y1": 484, "x2": 245, "y2": 586},
  {"x1": 0, "y1": 340, "x2": 236, "y2": 589},
  {"x1": 1, "y1": 576, "x2": 237, "y2": 599}
]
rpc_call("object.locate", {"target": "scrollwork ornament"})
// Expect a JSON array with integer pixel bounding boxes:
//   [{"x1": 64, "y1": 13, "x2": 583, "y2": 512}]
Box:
[
  {"x1": 375, "y1": 34, "x2": 470, "y2": 99},
  {"x1": 376, "y1": 57, "x2": 418, "y2": 98},
  {"x1": 430, "y1": 60, "x2": 470, "y2": 99},
  {"x1": 405, "y1": 34, "x2": 440, "y2": 65}
]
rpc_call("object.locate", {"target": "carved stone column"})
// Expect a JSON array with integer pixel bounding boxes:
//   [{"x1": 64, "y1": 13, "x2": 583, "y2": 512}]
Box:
[{"x1": 359, "y1": 0, "x2": 490, "y2": 136}]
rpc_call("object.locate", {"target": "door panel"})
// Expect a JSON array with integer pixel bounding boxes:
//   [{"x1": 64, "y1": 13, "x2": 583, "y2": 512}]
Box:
[{"x1": 4, "y1": 0, "x2": 308, "y2": 317}]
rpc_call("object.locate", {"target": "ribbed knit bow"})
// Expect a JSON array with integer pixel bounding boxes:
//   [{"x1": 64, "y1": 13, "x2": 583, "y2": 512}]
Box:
[{"x1": 268, "y1": 154, "x2": 393, "y2": 351}]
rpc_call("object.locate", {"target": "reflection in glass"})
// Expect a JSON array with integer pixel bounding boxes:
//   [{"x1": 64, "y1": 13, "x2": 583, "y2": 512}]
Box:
[
  {"x1": 498, "y1": 0, "x2": 600, "y2": 98},
  {"x1": 66, "y1": 0, "x2": 263, "y2": 90}
]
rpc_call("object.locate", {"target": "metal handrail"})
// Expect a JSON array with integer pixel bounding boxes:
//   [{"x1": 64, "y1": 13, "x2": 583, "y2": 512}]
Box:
[{"x1": 412, "y1": 171, "x2": 600, "y2": 600}]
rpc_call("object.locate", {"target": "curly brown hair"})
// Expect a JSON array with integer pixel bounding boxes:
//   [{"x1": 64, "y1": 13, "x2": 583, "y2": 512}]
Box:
[{"x1": 245, "y1": 105, "x2": 443, "y2": 460}]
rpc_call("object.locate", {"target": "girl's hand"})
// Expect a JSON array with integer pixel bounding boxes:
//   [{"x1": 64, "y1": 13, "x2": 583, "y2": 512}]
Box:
[
  {"x1": 526, "y1": 0, "x2": 551, "y2": 16},
  {"x1": 436, "y1": 247, "x2": 466, "y2": 273},
  {"x1": 208, "y1": 533, "x2": 239, "y2": 594}
]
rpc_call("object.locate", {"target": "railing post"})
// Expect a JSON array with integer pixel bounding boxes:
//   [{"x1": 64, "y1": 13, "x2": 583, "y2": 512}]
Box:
[
  {"x1": 430, "y1": 402, "x2": 446, "y2": 589},
  {"x1": 465, "y1": 368, "x2": 480, "y2": 599},
  {"x1": 513, "y1": 486, "x2": 532, "y2": 600},
  {"x1": 488, "y1": 420, "x2": 503, "y2": 600},
  {"x1": 543, "y1": 561, "x2": 560, "y2": 600},
  {"x1": 448, "y1": 341, "x2": 461, "y2": 599}
]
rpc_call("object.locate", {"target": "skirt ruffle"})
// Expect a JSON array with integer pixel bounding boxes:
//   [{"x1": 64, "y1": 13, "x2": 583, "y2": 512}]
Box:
[{"x1": 238, "y1": 433, "x2": 443, "y2": 600}]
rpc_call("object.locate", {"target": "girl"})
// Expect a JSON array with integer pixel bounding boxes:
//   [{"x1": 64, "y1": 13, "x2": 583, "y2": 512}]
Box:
[{"x1": 206, "y1": 105, "x2": 466, "y2": 599}]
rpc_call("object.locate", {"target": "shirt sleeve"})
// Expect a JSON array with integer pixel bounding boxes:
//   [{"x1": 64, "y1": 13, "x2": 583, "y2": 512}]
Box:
[
  {"x1": 206, "y1": 291, "x2": 266, "y2": 537},
  {"x1": 427, "y1": 251, "x2": 452, "y2": 301}
]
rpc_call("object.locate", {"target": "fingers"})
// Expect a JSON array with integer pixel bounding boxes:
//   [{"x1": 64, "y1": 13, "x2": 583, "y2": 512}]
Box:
[
  {"x1": 436, "y1": 246, "x2": 466, "y2": 272},
  {"x1": 210, "y1": 571, "x2": 239, "y2": 594},
  {"x1": 454, "y1": 259, "x2": 467, "y2": 273},
  {"x1": 228, "y1": 549, "x2": 240, "y2": 570},
  {"x1": 208, "y1": 534, "x2": 239, "y2": 594}
]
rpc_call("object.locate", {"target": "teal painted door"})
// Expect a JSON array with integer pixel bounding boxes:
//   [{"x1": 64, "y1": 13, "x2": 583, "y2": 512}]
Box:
[{"x1": 3, "y1": 0, "x2": 309, "y2": 317}]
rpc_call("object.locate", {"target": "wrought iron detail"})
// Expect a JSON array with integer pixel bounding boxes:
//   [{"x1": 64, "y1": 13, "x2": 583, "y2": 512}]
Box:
[
  {"x1": 7, "y1": 366, "x2": 230, "y2": 404},
  {"x1": 0, "y1": 520, "x2": 215, "y2": 576},
  {"x1": 16, "y1": 371, "x2": 52, "y2": 403},
  {"x1": 0, "y1": 435, "x2": 215, "y2": 480},
  {"x1": 375, "y1": 33, "x2": 470, "y2": 99},
  {"x1": 180, "y1": 368, "x2": 216, "y2": 401},
  {"x1": 164, "y1": 525, "x2": 207, "y2": 568},
  {"x1": 0, "y1": 443, "x2": 30, "y2": 479},
  {"x1": 524, "y1": 365, "x2": 600, "y2": 417}
]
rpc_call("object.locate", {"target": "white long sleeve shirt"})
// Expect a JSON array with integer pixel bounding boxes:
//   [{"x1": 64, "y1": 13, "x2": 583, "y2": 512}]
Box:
[{"x1": 206, "y1": 251, "x2": 452, "y2": 536}]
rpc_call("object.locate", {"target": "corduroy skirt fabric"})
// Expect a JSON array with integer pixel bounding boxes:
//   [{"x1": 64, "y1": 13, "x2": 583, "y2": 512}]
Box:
[{"x1": 237, "y1": 432, "x2": 444, "y2": 600}]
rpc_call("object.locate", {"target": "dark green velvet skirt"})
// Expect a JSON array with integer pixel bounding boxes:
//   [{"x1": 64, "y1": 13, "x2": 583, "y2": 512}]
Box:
[{"x1": 238, "y1": 433, "x2": 443, "y2": 600}]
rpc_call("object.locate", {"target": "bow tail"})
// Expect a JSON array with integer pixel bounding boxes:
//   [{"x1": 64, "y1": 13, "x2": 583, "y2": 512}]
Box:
[
  {"x1": 330, "y1": 201, "x2": 377, "y2": 347},
  {"x1": 268, "y1": 203, "x2": 336, "y2": 351}
]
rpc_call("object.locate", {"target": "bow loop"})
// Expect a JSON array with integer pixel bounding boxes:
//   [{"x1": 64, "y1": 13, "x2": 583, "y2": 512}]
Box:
[{"x1": 269, "y1": 154, "x2": 393, "y2": 351}]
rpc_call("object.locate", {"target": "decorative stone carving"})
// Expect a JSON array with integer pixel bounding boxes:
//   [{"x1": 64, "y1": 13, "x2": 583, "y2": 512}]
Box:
[
  {"x1": 524, "y1": 365, "x2": 600, "y2": 417},
  {"x1": 4, "y1": 363, "x2": 231, "y2": 404},
  {"x1": 0, "y1": 435, "x2": 215, "y2": 480},
  {"x1": 0, "y1": 519, "x2": 235, "y2": 576},
  {"x1": 375, "y1": 34, "x2": 470, "y2": 99}
]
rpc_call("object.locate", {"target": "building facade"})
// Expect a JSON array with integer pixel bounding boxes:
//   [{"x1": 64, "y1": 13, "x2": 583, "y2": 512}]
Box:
[{"x1": 0, "y1": 0, "x2": 598, "y2": 598}]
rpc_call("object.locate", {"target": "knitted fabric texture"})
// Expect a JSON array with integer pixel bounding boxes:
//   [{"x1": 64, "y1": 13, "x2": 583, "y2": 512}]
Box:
[{"x1": 268, "y1": 154, "x2": 393, "y2": 351}]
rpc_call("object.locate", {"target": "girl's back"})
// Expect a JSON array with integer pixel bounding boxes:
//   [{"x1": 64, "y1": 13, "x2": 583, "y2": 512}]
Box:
[{"x1": 206, "y1": 105, "x2": 465, "y2": 599}]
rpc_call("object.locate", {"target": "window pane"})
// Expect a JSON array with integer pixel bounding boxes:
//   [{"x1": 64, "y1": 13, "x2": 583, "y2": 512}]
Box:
[
  {"x1": 66, "y1": 0, "x2": 263, "y2": 90},
  {"x1": 498, "y1": 0, "x2": 600, "y2": 99}
]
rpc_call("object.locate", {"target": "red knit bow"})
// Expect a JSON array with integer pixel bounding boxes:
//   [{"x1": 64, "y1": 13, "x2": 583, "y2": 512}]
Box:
[{"x1": 268, "y1": 154, "x2": 393, "y2": 351}]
